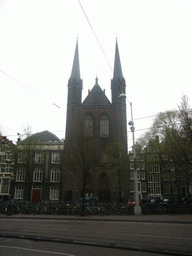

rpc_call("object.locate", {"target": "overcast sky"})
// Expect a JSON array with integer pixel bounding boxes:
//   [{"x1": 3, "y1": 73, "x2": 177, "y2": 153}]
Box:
[{"x1": 0, "y1": 0, "x2": 192, "y2": 150}]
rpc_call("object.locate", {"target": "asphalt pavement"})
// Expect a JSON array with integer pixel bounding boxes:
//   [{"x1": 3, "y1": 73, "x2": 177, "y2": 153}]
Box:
[{"x1": 1, "y1": 213, "x2": 192, "y2": 223}]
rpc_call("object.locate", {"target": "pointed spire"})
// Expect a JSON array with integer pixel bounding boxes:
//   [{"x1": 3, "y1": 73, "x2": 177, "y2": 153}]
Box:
[
  {"x1": 70, "y1": 39, "x2": 80, "y2": 80},
  {"x1": 95, "y1": 76, "x2": 98, "y2": 85},
  {"x1": 113, "y1": 40, "x2": 123, "y2": 79}
]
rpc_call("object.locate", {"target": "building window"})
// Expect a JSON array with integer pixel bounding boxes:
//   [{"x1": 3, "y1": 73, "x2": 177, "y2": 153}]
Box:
[
  {"x1": 35, "y1": 153, "x2": 44, "y2": 163},
  {"x1": 141, "y1": 171, "x2": 146, "y2": 180},
  {"x1": 138, "y1": 182, "x2": 141, "y2": 192},
  {"x1": 154, "y1": 164, "x2": 160, "y2": 173},
  {"x1": 51, "y1": 153, "x2": 60, "y2": 164},
  {"x1": 130, "y1": 163, "x2": 134, "y2": 170},
  {"x1": 155, "y1": 184, "x2": 161, "y2": 194},
  {"x1": 50, "y1": 186, "x2": 59, "y2": 200},
  {"x1": 130, "y1": 182, "x2": 134, "y2": 193},
  {"x1": 101, "y1": 154, "x2": 108, "y2": 164},
  {"x1": 129, "y1": 154, "x2": 134, "y2": 161},
  {"x1": 33, "y1": 168, "x2": 43, "y2": 182},
  {"x1": 130, "y1": 171, "x2": 134, "y2": 180},
  {"x1": 18, "y1": 152, "x2": 26, "y2": 163},
  {"x1": 155, "y1": 174, "x2": 161, "y2": 183},
  {"x1": 5, "y1": 164, "x2": 12, "y2": 173},
  {"x1": 100, "y1": 115, "x2": 109, "y2": 137},
  {"x1": 148, "y1": 184, "x2": 154, "y2": 194},
  {"x1": 1, "y1": 178, "x2": 9, "y2": 193},
  {"x1": 147, "y1": 164, "x2": 153, "y2": 173},
  {"x1": 148, "y1": 174, "x2": 153, "y2": 183},
  {"x1": 50, "y1": 168, "x2": 60, "y2": 182},
  {"x1": 140, "y1": 163, "x2": 145, "y2": 170},
  {"x1": 141, "y1": 182, "x2": 147, "y2": 192},
  {"x1": 14, "y1": 186, "x2": 24, "y2": 199},
  {"x1": 84, "y1": 115, "x2": 93, "y2": 137},
  {"x1": 16, "y1": 168, "x2": 25, "y2": 182}
]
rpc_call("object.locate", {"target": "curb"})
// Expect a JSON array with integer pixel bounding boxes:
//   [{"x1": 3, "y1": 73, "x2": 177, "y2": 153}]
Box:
[
  {"x1": 1, "y1": 215, "x2": 192, "y2": 224},
  {"x1": 1, "y1": 233, "x2": 192, "y2": 256}
]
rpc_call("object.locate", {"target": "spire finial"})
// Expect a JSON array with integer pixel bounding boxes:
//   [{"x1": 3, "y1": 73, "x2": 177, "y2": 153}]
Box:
[{"x1": 95, "y1": 76, "x2": 98, "y2": 85}]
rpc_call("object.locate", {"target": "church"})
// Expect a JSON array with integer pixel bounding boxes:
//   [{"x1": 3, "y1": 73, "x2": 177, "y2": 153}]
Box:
[{"x1": 63, "y1": 40, "x2": 128, "y2": 203}]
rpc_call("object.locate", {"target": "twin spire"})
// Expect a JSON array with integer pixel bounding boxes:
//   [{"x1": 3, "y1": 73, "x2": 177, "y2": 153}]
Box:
[
  {"x1": 70, "y1": 39, "x2": 124, "y2": 82},
  {"x1": 70, "y1": 40, "x2": 81, "y2": 80}
]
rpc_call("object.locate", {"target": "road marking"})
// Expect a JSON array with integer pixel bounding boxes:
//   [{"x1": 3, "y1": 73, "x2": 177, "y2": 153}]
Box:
[{"x1": 0, "y1": 245, "x2": 76, "y2": 256}]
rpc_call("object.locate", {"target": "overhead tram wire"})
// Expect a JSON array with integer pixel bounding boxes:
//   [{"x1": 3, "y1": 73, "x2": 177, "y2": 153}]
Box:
[
  {"x1": 77, "y1": 0, "x2": 112, "y2": 72},
  {"x1": 0, "y1": 69, "x2": 61, "y2": 109}
]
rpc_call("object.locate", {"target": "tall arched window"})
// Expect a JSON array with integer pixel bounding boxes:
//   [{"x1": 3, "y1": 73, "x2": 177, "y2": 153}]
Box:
[
  {"x1": 84, "y1": 115, "x2": 93, "y2": 137},
  {"x1": 100, "y1": 115, "x2": 109, "y2": 137}
]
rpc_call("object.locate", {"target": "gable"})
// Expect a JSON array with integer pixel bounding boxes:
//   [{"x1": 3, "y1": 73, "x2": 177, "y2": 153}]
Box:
[{"x1": 82, "y1": 84, "x2": 111, "y2": 105}]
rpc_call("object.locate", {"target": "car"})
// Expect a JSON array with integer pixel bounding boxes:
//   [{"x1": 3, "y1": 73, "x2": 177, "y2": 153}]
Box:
[
  {"x1": 128, "y1": 199, "x2": 135, "y2": 206},
  {"x1": 161, "y1": 198, "x2": 173, "y2": 205},
  {"x1": 74, "y1": 197, "x2": 99, "y2": 206}
]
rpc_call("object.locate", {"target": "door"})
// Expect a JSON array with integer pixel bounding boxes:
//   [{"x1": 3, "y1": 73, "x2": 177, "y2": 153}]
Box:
[{"x1": 32, "y1": 189, "x2": 41, "y2": 202}]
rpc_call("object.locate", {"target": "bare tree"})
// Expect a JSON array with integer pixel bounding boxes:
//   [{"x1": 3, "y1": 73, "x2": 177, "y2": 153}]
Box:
[{"x1": 63, "y1": 115, "x2": 101, "y2": 215}]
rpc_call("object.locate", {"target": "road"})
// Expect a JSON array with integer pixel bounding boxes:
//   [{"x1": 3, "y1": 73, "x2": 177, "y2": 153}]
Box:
[
  {"x1": 0, "y1": 215, "x2": 192, "y2": 255},
  {"x1": 0, "y1": 237, "x2": 168, "y2": 256}
]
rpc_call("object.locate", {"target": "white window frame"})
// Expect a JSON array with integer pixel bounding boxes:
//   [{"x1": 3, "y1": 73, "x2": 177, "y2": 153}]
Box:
[
  {"x1": 155, "y1": 174, "x2": 161, "y2": 183},
  {"x1": 16, "y1": 168, "x2": 25, "y2": 182},
  {"x1": 155, "y1": 184, "x2": 161, "y2": 195},
  {"x1": 33, "y1": 168, "x2": 43, "y2": 182},
  {"x1": 35, "y1": 153, "x2": 44, "y2": 164},
  {"x1": 51, "y1": 153, "x2": 60, "y2": 164},
  {"x1": 18, "y1": 152, "x2": 26, "y2": 163},
  {"x1": 5, "y1": 164, "x2": 12, "y2": 173},
  {"x1": 148, "y1": 174, "x2": 153, "y2": 183},
  {"x1": 14, "y1": 185, "x2": 24, "y2": 199},
  {"x1": 50, "y1": 186, "x2": 59, "y2": 200},
  {"x1": 154, "y1": 164, "x2": 160, "y2": 173},
  {"x1": 50, "y1": 168, "x2": 60, "y2": 182},
  {"x1": 148, "y1": 184, "x2": 154, "y2": 195}
]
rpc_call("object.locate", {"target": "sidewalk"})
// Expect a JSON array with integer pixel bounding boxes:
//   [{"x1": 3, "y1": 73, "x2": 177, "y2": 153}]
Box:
[{"x1": 1, "y1": 214, "x2": 192, "y2": 223}]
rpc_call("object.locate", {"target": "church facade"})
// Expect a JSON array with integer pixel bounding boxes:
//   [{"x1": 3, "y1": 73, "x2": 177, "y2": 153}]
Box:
[{"x1": 63, "y1": 41, "x2": 129, "y2": 203}]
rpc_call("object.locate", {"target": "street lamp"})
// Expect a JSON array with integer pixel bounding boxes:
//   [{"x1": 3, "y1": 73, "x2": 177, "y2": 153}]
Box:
[
  {"x1": 119, "y1": 93, "x2": 141, "y2": 215},
  {"x1": 129, "y1": 102, "x2": 141, "y2": 216}
]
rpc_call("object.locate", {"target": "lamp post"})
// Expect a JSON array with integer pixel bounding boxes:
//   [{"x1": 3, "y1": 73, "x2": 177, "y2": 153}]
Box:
[{"x1": 129, "y1": 102, "x2": 141, "y2": 216}]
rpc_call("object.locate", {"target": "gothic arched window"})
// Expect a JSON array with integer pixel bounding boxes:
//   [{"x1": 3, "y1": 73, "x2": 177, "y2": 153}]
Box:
[
  {"x1": 84, "y1": 115, "x2": 93, "y2": 137},
  {"x1": 100, "y1": 115, "x2": 109, "y2": 137}
]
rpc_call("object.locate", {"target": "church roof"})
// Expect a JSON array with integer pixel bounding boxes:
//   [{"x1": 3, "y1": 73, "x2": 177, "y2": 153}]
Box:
[
  {"x1": 69, "y1": 40, "x2": 81, "y2": 84},
  {"x1": 113, "y1": 40, "x2": 123, "y2": 79},
  {"x1": 83, "y1": 78, "x2": 111, "y2": 105}
]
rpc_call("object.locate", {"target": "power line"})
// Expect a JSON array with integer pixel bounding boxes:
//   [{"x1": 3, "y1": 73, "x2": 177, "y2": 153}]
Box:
[
  {"x1": 0, "y1": 69, "x2": 61, "y2": 109},
  {"x1": 77, "y1": 0, "x2": 112, "y2": 72}
]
